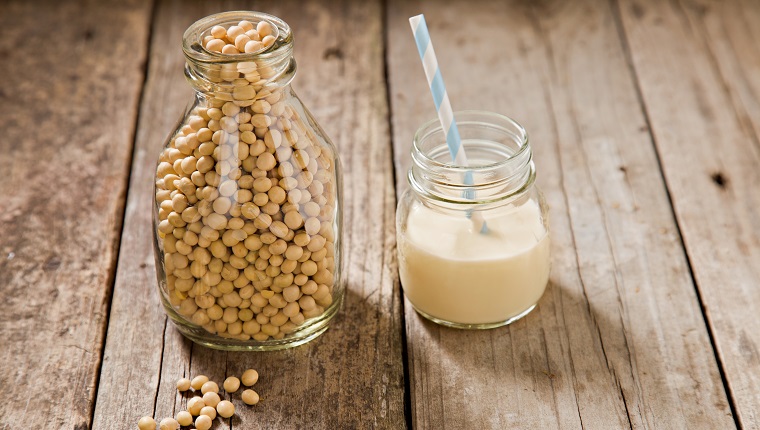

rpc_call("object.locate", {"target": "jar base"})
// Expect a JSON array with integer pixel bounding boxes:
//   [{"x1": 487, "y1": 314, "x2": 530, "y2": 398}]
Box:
[
  {"x1": 409, "y1": 303, "x2": 537, "y2": 330},
  {"x1": 165, "y1": 294, "x2": 344, "y2": 351}
]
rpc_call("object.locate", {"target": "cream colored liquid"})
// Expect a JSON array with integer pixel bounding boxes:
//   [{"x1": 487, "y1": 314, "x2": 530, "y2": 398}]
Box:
[{"x1": 398, "y1": 199, "x2": 550, "y2": 325}]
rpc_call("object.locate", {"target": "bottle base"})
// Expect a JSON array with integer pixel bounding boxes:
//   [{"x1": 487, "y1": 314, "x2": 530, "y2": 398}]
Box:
[
  {"x1": 165, "y1": 294, "x2": 343, "y2": 351},
  {"x1": 410, "y1": 303, "x2": 537, "y2": 329}
]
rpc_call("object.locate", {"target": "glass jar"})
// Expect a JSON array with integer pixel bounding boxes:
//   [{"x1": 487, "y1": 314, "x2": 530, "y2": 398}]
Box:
[
  {"x1": 153, "y1": 11, "x2": 343, "y2": 350},
  {"x1": 396, "y1": 111, "x2": 550, "y2": 329}
]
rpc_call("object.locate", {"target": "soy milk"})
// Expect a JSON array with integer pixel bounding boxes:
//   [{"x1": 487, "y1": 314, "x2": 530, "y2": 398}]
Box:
[{"x1": 398, "y1": 199, "x2": 550, "y2": 325}]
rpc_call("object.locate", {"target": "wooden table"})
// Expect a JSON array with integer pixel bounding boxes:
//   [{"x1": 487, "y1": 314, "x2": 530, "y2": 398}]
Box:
[{"x1": 2, "y1": 0, "x2": 759, "y2": 428}]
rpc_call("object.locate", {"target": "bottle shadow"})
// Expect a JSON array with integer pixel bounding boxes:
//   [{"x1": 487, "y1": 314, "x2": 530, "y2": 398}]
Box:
[{"x1": 180, "y1": 282, "x2": 406, "y2": 428}]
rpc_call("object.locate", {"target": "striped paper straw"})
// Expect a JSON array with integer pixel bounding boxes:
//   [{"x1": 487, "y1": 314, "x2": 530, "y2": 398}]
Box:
[
  {"x1": 410, "y1": 14, "x2": 468, "y2": 166},
  {"x1": 409, "y1": 14, "x2": 488, "y2": 233}
]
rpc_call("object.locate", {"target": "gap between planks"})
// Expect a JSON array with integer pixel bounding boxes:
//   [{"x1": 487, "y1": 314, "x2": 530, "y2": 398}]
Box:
[
  {"x1": 615, "y1": 0, "x2": 760, "y2": 426},
  {"x1": 379, "y1": 0, "x2": 416, "y2": 428},
  {"x1": 607, "y1": 0, "x2": 741, "y2": 426}
]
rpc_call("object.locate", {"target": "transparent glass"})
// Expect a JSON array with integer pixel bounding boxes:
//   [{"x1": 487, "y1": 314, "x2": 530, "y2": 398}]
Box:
[
  {"x1": 396, "y1": 111, "x2": 550, "y2": 329},
  {"x1": 153, "y1": 11, "x2": 343, "y2": 350}
]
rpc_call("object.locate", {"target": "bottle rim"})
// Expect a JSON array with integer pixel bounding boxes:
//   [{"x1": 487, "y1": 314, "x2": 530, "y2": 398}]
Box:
[{"x1": 182, "y1": 11, "x2": 293, "y2": 66}]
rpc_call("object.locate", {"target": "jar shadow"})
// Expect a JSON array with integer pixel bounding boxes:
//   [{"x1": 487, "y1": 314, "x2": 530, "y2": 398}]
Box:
[{"x1": 403, "y1": 279, "x2": 661, "y2": 418}]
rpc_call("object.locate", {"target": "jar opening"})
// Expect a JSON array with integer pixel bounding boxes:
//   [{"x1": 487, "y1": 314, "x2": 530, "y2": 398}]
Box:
[
  {"x1": 412, "y1": 110, "x2": 529, "y2": 169},
  {"x1": 197, "y1": 19, "x2": 279, "y2": 57},
  {"x1": 409, "y1": 111, "x2": 534, "y2": 205},
  {"x1": 182, "y1": 11, "x2": 292, "y2": 64},
  {"x1": 181, "y1": 11, "x2": 296, "y2": 94}
]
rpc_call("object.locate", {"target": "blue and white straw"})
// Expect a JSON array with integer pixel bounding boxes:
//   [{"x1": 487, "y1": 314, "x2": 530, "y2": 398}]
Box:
[
  {"x1": 410, "y1": 14, "x2": 468, "y2": 166},
  {"x1": 410, "y1": 14, "x2": 488, "y2": 233}
]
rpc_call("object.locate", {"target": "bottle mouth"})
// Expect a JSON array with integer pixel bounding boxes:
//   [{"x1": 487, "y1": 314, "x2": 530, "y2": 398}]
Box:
[
  {"x1": 182, "y1": 11, "x2": 293, "y2": 65},
  {"x1": 181, "y1": 11, "x2": 297, "y2": 94},
  {"x1": 409, "y1": 110, "x2": 534, "y2": 205}
]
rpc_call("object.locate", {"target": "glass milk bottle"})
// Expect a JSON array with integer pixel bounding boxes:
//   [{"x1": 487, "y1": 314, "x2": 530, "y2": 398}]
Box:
[
  {"x1": 396, "y1": 111, "x2": 550, "y2": 329},
  {"x1": 153, "y1": 11, "x2": 343, "y2": 350}
]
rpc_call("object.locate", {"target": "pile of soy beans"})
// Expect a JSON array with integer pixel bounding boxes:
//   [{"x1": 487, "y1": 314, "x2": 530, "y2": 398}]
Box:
[
  {"x1": 155, "y1": 18, "x2": 337, "y2": 342},
  {"x1": 138, "y1": 370, "x2": 261, "y2": 430}
]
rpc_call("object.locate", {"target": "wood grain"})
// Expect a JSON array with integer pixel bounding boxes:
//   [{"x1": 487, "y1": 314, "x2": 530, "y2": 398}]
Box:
[
  {"x1": 387, "y1": 0, "x2": 734, "y2": 428},
  {"x1": 93, "y1": 0, "x2": 406, "y2": 428},
  {"x1": 91, "y1": 0, "x2": 194, "y2": 426},
  {"x1": 617, "y1": 0, "x2": 760, "y2": 427},
  {"x1": 0, "y1": 0, "x2": 152, "y2": 428}
]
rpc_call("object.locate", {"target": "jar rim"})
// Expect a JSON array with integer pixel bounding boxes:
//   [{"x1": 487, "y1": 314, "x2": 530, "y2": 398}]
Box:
[
  {"x1": 408, "y1": 110, "x2": 535, "y2": 206},
  {"x1": 182, "y1": 11, "x2": 293, "y2": 65},
  {"x1": 412, "y1": 110, "x2": 530, "y2": 171}
]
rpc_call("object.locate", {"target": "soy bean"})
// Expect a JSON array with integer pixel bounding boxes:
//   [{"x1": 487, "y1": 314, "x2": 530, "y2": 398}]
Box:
[{"x1": 242, "y1": 389, "x2": 260, "y2": 405}]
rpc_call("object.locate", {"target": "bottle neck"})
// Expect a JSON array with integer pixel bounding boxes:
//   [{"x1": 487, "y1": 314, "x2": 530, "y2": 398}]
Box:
[
  {"x1": 408, "y1": 111, "x2": 535, "y2": 207},
  {"x1": 182, "y1": 11, "x2": 296, "y2": 96}
]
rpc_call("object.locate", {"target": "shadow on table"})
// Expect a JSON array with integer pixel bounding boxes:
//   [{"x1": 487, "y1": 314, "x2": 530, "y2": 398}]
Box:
[
  {"x1": 401, "y1": 278, "x2": 662, "y2": 424},
  {"x1": 184, "y1": 283, "x2": 405, "y2": 428}
]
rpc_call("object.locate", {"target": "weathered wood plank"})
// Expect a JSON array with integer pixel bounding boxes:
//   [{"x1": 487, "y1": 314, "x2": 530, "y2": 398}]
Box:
[
  {"x1": 94, "y1": 0, "x2": 406, "y2": 428},
  {"x1": 0, "y1": 1, "x2": 152, "y2": 428},
  {"x1": 617, "y1": 0, "x2": 760, "y2": 426},
  {"x1": 387, "y1": 0, "x2": 733, "y2": 428},
  {"x1": 91, "y1": 0, "x2": 194, "y2": 426}
]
